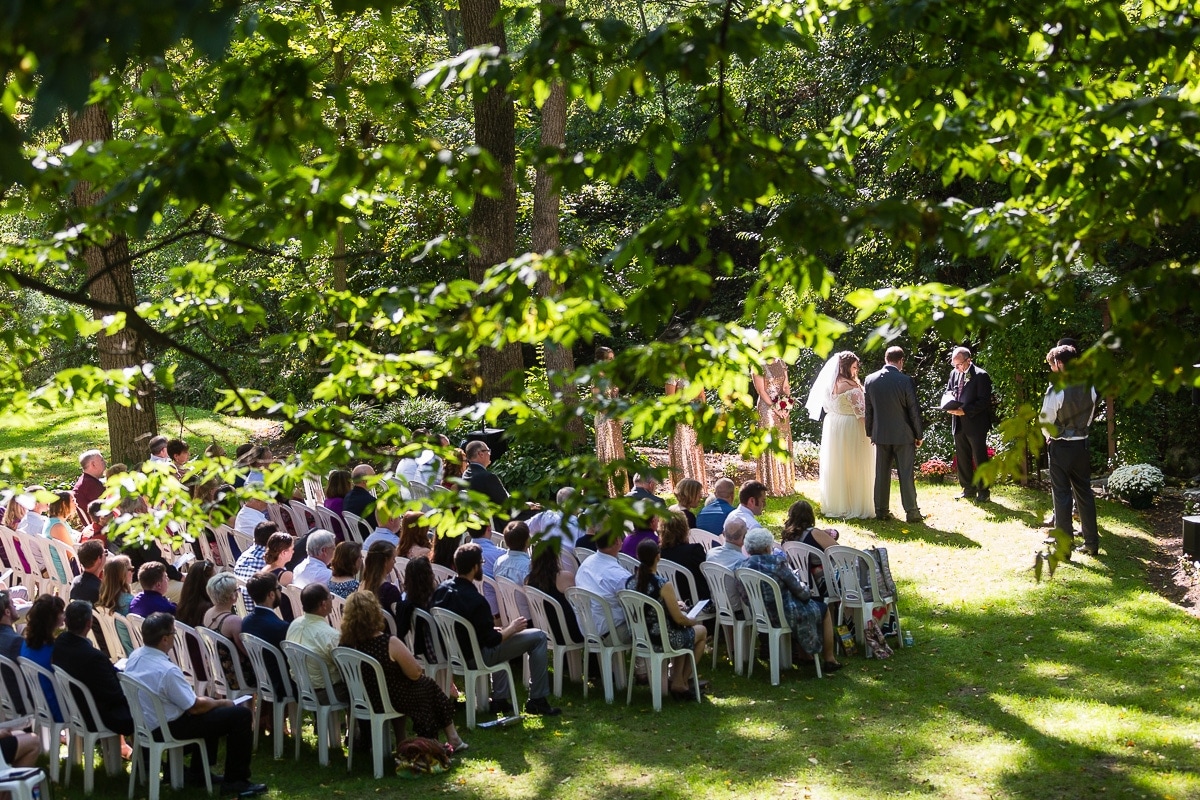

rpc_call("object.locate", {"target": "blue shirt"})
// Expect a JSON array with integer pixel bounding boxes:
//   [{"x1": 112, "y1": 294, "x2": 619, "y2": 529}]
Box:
[
  {"x1": 695, "y1": 498, "x2": 734, "y2": 535},
  {"x1": 129, "y1": 591, "x2": 176, "y2": 618},
  {"x1": 20, "y1": 641, "x2": 61, "y2": 721}
]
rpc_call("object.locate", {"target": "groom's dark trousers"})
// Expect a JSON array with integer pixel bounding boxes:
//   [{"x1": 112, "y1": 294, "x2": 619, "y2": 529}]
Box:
[{"x1": 874, "y1": 443, "x2": 918, "y2": 519}]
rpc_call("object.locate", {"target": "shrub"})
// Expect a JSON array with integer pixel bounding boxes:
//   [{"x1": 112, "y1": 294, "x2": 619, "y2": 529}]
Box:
[
  {"x1": 793, "y1": 439, "x2": 820, "y2": 476},
  {"x1": 918, "y1": 457, "x2": 954, "y2": 479},
  {"x1": 1107, "y1": 463, "x2": 1165, "y2": 509}
]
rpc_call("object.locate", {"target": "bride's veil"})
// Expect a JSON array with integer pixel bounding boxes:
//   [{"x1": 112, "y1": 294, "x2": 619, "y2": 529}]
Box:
[{"x1": 804, "y1": 354, "x2": 841, "y2": 421}]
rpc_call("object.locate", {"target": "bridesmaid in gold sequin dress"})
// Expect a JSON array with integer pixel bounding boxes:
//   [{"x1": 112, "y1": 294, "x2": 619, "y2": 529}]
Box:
[
  {"x1": 665, "y1": 374, "x2": 707, "y2": 486},
  {"x1": 753, "y1": 358, "x2": 797, "y2": 496},
  {"x1": 594, "y1": 347, "x2": 628, "y2": 497}
]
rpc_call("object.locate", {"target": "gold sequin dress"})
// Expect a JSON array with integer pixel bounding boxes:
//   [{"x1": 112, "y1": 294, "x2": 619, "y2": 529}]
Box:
[{"x1": 756, "y1": 359, "x2": 796, "y2": 496}]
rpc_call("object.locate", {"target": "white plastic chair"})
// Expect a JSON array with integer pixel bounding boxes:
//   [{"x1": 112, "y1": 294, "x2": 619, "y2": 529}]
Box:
[
  {"x1": 327, "y1": 594, "x2": 346, "y2": 630},
  {"x1": 525, "y1": 586, "x2": 584, "y2": 697},
  {"x1": 242, "y1": 634, "x2": 299, "y2": 759},
  {"x1": 737, "y1": 568, "x2": 822, "y2": 683},
  {"x1": 287, "y1": 501, "x2": 315, "y2": 536},
  {"x1": 302, "y1": 477, "x2": 326, "y2": 506},
  {"x1": 312, "y1": 507, "x2": 349, "y2": 543},
  {"x1": 0, "y1": 654, "x2": 32, "y2": 726},
  {"x1": 54, "y1": 667, "x2": 123, "y2": 793},
  {"x1": 118, "y1": 672, "x2": 213, "y2": 800},
  {"x1": 430, "y1": 607, "x2": 517, "y2": 730},
  {"x1": 278, "y1": 584, "x2": 303, "y2": 622},
  {"x1": 17, "y1": 658, "x2": 66, "y2": 782},
  {"x1": 340, "y1": 512, "x2": 372, "y2": 545},
  {"x1": 782, "y1": 541, "x2": 834, "y2": 598},
  {"x1": 616, "y1": 589, "x2": 700, "y2": 710},
  {"x1": 430, "y1": 563, "x2": 456, "y2": 585},
  {"x1": 280, "y1": 641, "x2": 348, "y2": 766},
  {"x1": 410, "y1": 608, "x2": 453, "y2": 695},
  {"x1": 211, "y1": 525, "x2": 238, "y2": 571},
  {"x1": 573, "y1": 547, "x2": 595, "y2": 568},
  {"x1": 195, "y1": 626, "x2": 255, "y2": 702},
  {"x1": 688, "y1": 529, "x2": 722, "y2": 550},
  {"x1": 92, "y1": 608, "x2": 129, "y2": 662},
  {"x1": 172, "y1": 621, "x2": 206, "y2": 694},
  {"x1": 124, "y1": 614, "x2": 145, "y2": 650},
  {"x1": 656, "y1": 559, "x2": 715, "y2": 626},
  {"x1": 265, "y1": 503, "x2": 290, "y2": 533},
  {"x1": 564, "y1": 586, "x2": 631, "y2": 704},
  {"x1": 331, "y1": 647, "x2": 406, "y2": 778},
  {"x1": 495, "y1": 576, "x2": 531, "y2": 625},
  {"x1": 825, "y1": 545, "x2": 903, "y2": 654},
  {"x1": 699, "y1": 561, "x2": 752, "y2": 674},
  {"x1": 616, "y1": 553, "x2": 638, "y2": 574}
]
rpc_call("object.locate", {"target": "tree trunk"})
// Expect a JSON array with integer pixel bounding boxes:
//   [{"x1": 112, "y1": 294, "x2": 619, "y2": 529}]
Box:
[
  {"x1": 443, "y1": 5, "x2": 464, "y2": 56},
  {"x1": 461, "y1": 0, "x2": 523, "y2": 398},
  {"x1": 68, "y1": 102, "x2": 158, "y2": 466},
  {"x1": 530, "y1": 0, "x2": 584, "y2": 444}
]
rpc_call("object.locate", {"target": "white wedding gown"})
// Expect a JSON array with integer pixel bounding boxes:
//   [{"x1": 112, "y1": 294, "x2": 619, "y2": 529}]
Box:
[{"x1": 818, "y1": 387, "x2": 876, "y2": 519}]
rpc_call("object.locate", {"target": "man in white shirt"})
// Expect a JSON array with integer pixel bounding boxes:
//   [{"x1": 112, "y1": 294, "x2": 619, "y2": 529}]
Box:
[
  {"x1": 292, "y1": 530, "x2": 336, "y2": 588},
  {"x1": 147, "y1": 435, "x2": 170, "y2": 465},
  {"x1": 361, "y1": 510, "x2": 401, "y2": 551},
  {"x1": 526, "y1": 487, "x2": 583, "y2": 554},
  {"x1": 574, "y1": 530, "x2": 630, "y2": 641},
  {"x1": 284, "y1": 584, "x2": 347, "y2": 701},
  {"x1": 394, "y1": 430, "x2": 447, "y2": 495},
  {"x1": 124, "y1": 613, "x2": 265, "y2": 797},
  {"x1": 233, "y1": 495, "x2": 269, "y2": 537},
  {"x1": 724, "y1": 480, "x2": 770, "y2": 537}
]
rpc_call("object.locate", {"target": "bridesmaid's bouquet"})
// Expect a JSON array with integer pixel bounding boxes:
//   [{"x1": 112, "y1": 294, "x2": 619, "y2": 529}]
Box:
[{"x1": 776, "y1": 396, "x2": 793, "y2": 414}]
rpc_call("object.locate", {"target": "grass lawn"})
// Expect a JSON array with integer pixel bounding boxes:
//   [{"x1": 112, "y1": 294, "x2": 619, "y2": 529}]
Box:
[
  {"x1": 0, "y1": 399, "x2": 272, "y2": 488},
  {"x1": 24, "y1": 476, "x2": 1200, "y2": 799}
]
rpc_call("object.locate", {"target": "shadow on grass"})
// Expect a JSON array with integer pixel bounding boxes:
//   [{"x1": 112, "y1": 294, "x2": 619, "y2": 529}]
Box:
[{"x1": 870, "y1": 517, "x2": 982, "y2": 549}]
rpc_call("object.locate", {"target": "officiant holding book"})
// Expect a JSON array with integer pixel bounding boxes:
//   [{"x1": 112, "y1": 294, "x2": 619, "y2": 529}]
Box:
[{"x1": 943, "y1": 346, "x2": 994, "y2": 502}]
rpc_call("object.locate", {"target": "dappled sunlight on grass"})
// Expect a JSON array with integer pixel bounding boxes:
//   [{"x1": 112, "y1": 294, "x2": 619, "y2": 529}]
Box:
[{"x1": 991, "y1": 695, "x2": 1200, "y2": 750}]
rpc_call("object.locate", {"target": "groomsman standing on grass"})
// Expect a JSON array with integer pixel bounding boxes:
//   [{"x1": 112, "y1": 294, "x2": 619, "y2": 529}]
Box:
[
  {"x1": 1040, "y1": 344, "x2": 1100, "y2": 557},
  {"x1": 864, "y1": 346, "x2": 924, "y2": 524}
]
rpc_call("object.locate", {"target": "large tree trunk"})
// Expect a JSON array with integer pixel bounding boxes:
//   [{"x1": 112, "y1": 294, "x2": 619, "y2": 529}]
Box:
[
  {"x1": 461, "y1": 0, "x2": 523, "y2": 398},
  {"x1": 68, "y1": 103, "x2": 158, "y2": 465},
  {"x1": 531, "y1": 0, "x2": 584, "y2": 443}
]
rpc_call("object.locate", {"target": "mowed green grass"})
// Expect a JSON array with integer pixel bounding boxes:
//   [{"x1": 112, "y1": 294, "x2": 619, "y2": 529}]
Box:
[
  {"x1": 0, "y1": 399, "x2": 270, "y2": 487},
  {"x1": 25, "y1": 464, "x2": 1200, "y2": 799}
]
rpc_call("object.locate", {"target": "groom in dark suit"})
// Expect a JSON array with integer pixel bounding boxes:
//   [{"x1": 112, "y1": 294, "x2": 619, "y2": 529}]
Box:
[
  {"x1": 945, "y1": 346, "x2": 994, "y2": 502},
  {"x1": 864, "y1": 346, "x2": 924, "y2": 523}
]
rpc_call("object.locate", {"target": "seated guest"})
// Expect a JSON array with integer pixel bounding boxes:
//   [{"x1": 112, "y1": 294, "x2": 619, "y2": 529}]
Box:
[
  {"x1": 431, "y1": 543, "x2": 561, "y2": 717},
  {"x1": 624, "y1": 473, "x2": 665, "y2": 508},
  {"x1": 147, "y1": 435, "x2": 170, "y2": 465},
  {"x1": 342, "y1": 464, "x2": 378, "y2": 527},
  {"x1": 394, "y1": 430, "x2": 447, "y2": 493},
  {"x1": 129, "y1": 562, "x2": 178, "y2": 617},
  {"x1": 233, "y1": 494, "x2": 269, "y2": 537},
  {"x1": 234, "y1": 521, "x2": 277, "y2": 586},
  {"x1": 81, "y1": 500, "x2": 109, "y2": 544},
  {"x1": 116, "y1": 495, "x2": 183, "y2": 595},
  {"x1": 396, "y1": 511, "x2": 431, "y2": 561},
  {"x1": 626, "y1": 539, "x2": 707, "y2": 699},
  {"x1": 43, "y1": 491, "x2": 81, "y2": 580},
  {"x1": 494, "y1": 521, "x2": 532, "y2": 619},
  {"x1": 695, "y1": 478, "x2": 736, "y2": 535},
  {"x1": 573, "y1": 530, "x2": 629, "y2": 642},
  {"x1": 668, "y1": 478, "x2": 704, "y2": 530},
  {"x1": 72, "y1": 449, "x2": 107, "y2": 526},
  {"x1": 97, "y1": 554, "x2": 135, "y2": 653},
  {"x1": 657, "y1": 512, "x2": 709, "y2": 604},
  {"x1": 21, "y1": 594, "x2": 65, "y2": 722},
  {"x1": 264, "y1": 532, "x2": 295, "y2": 587},
  {"x1": 69, "y1": 539, "x2": 108, "y2": 603},
  {"x1": 241, "y1": 572, "x2": 292, "y2": 692},
  {"x1": 705, "y1": 517, "x2": 749, "y2": 616},
  {"x1": 472, "y1": 524, "x2": 505, "y2": 617},
  {"x1": 525, "y1": 543, "x2": 582, "y2": 645},
  {"x1": 202, "y1": 573, "x2": 255, "y2": 690},
  {"x1": 1, "y1": 590, "x2": 27, "y2": 713},
  {"x1": 124, "y1": 613, "x2": 266, "y2": 796},
  {"x1": 525, "y1": 487, "x2": 582, "y2": 561},
  {"x1": 362, "y1": 507, "x2": 402, "y2": 552},
  {"x1": 15, "y1": 486, "x2": 48, "y2": 538},
  {"x1": 741, "y1": 529, "x2": 842, "y2": 673},
  {"x1": 619, "y1": 514, "x2": 659, "y2": 559},
  {"x1": 360, "y1": 541, "x2": 403, "y2": 617},
  {"x1": 395, "y1": 557, "x2": 438, "y2": 662},
  {"x1": 339, "y1": 591, "x2": 468, "y2": 751},
  {"x1": 176, "y1": 561, "x2": 217, "y2": 627},
  {"x1": 328, "y1": 542, "x2": 363, "y2": 599},
  {"x1": 167, "y1": 438, "x2": 191, "y2": 478},
  {"x1": 724, "y1": 480, "x2": 770, "y2": 536},
  {"x1": 285, "y1": 584, "x2": 347, "y2": 701},
  {"x1": 292, "y1": 530, "x2": 336, "y2": 588},
  {"x1": 0, "y1": 726, "x2": 40, "y2": 768},
  {"x1": 780, "y1": 500, "x2": 839, "y2": 551},
  {"x1": 52, "y1": 600, "x2": 134, "y2": 735},
  {"x1": 322, "y1": 469, "x2": 352, "y2": 516}
]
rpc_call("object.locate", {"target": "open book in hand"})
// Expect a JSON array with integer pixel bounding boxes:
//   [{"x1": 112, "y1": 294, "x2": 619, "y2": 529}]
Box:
[
  {"x1": 939, "y1": 390, "x2": 963, "y2": 411},
  {"x1": 685, "y1": 599, "x2": 710, "y2": 620}
]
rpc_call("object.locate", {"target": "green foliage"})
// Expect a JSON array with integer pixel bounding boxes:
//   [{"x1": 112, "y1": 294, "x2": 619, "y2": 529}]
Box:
[{"x1": 353, "y1": 396, "x2": 458, "y2": 435}]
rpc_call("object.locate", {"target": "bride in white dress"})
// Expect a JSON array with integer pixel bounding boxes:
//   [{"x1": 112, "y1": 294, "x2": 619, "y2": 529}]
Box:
[{"x1": 805, "y1": 351, "x2": 876, "y2": 518}]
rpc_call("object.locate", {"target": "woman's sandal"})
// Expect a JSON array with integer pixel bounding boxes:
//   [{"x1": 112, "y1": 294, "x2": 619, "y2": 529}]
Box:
[
  {"x1": 669, "y1": 687, "x2": 698, "y2": 701},
  {"x1": 445, "y1": 741, "x2": 470, "y2": 755},
  {"x1": 822, "y1": 661, "x2": 844, "y2": 673}
]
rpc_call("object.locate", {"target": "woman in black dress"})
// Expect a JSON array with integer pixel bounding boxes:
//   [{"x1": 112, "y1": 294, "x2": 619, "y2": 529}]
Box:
[
  {"x1": 525, "y1": 544, "x2": 582, "y2": 644},
  {"x1": 339, "y1": 591, "x2": 467, "y2": 752}
]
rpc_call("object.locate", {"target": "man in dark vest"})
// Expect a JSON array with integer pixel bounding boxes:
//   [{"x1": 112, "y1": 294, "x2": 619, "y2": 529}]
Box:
[{"x1": 1040, "y1": 345, "x2": 1099, "y2": 556}]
